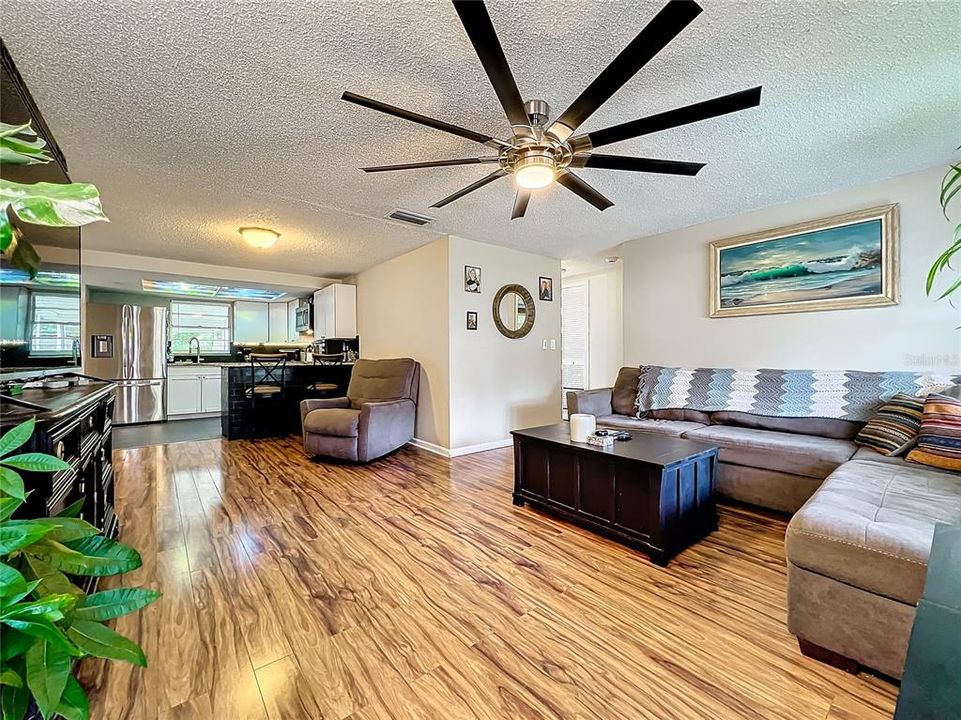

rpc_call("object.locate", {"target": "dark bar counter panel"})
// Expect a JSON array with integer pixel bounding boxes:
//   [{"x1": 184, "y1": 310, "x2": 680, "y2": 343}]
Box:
[{"x1": 221, "y1": 362, "x2": 353, "y2": 439}]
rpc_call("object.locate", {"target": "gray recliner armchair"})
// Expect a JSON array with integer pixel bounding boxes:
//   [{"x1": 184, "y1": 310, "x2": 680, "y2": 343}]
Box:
[{"x1": 300, "y1": 357, "x2": 420, "y2": 462}]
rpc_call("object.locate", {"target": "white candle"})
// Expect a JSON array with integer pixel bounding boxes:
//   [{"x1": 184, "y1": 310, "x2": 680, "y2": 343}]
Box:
[{"x1": 570, "y1": 414, "x2": 596, "y2": 443}]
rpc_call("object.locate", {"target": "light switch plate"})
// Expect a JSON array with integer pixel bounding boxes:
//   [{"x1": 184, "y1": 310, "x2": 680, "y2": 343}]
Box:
[
  {"x1": 542, "y1": 339, "x2": 548, "y2": 350},
  {"x1": 550, "y1": 339, "x2": 557, "y2": 350}
]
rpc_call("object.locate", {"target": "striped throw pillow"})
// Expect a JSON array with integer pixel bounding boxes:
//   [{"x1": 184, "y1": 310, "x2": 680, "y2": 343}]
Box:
[
  {"x1": 906, "y1": 394, "x2": 961, "y2": 472},
  {"x1": 855, "y1": 393, "x2": 925, "y2": 456}
]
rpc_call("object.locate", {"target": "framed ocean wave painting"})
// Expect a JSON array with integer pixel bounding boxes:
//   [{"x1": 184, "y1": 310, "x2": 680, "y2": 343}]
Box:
[{"x1": 709, "y1": 204, "x2": 899, "y2": 318}]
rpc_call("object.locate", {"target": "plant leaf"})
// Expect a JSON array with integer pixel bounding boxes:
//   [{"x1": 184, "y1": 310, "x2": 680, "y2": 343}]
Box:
[
  {"x1": 0, "y1": 180, "x2": 109, "y2": 229},
  {"x1": 0, "y1": 670, "x2": 21, "y2": 689},
  {"x1": 0, "y1": 420, "x2": 35, "y2": 460},
  {"x1": 938, "y1": 274, "x2": 961, "y2": 301},
  {"x1": 0, "y1": 522, "x2": 53, "y2": 555},
  {"x1": 0, "y1": 657, "x2": 29, "y2": 720},
  {"x1": 33, "y1": 518, "x2": 99, "y2": 544},
  {"x1": 75, "y1": 588, "x2": 161, "y2": 622},
  {"x1": 54, "y1": 499, "x2": 85, "y2": 519},
  {"x1": 54, "y1": 676, "x2": 89, "y2": 720},
  {"x1": 0, "y1": 123, "x2": 34, "y2": 139},
  {"x1": 6, "y1": 234, "x2": 41, "y2": 280},
  {"x1": 1, "y1": 619, "x2": 78, "y2": 656},
  {"x1": 25, "y1": 639, "x2": 70, "y2": 719},
  {"x1": 0, "y1": 564, "x2": 27, "y2": 599},
  {"x1": 0, "y1": 580, "x2": 39, "y2": 609},
  {"x1": 66, "y1": 620, "x2": 146, "y2": 666},
  {"x1": 0, "y1": 212, "x2": 11, "y2": 255},
  {"x1": 31, "y1": 536, "x2": 142, "y2": 577},
  {"x1": 0, "y1": 594, "x2": 74, "y2": 623},
  {"x1": 21, "y1": 556, "x2": 83, "y2": 600},
  {"x1": 0, "y1": 454, "x2": 71, "y2": 473},
  {"x1": 0, "y1": 498, "x2": 21, "y2": 523},
  {"x1": 0, "y1": 630, "x2": 33, "y2": 663},
  {"x1": 0, "y1": 469, "x2": 24, "y2": 502}
]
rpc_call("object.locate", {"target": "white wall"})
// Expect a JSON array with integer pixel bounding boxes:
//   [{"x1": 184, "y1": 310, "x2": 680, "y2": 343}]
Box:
[
  {"x1": 355, "y1": 238, "x2": 451, "y2": 448},
  {"x1": 562, "y1": 265, "x2": 624, "y2": 389},
  {"x1": 620, "y1": 166, "x2": 961, "y2": 372},
  {"x1": 447, "y1": 236, "x2": 562, "y2": 452}
]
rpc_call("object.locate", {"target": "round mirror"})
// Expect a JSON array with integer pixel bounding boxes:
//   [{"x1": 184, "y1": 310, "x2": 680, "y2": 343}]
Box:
[{"x1": 493, "y1": 284, "x2": 536, "y2": 338}]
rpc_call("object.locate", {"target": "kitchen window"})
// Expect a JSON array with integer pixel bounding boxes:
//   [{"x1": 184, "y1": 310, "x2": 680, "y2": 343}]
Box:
[
  {"x1": 169, "y1": 301, "x2": 231, "y2": 354},
  {"x1": 30, "y1": 293, "x2": 80, "y2": 356}
]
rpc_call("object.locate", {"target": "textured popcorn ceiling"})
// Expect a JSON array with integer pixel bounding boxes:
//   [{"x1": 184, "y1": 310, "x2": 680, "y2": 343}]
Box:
[{"x1": 4, "y1": 0, "x2": 959, "y2": 276}]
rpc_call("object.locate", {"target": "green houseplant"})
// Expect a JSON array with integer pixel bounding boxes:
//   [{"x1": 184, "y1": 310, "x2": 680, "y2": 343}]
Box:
[
  {"x1": 0, "y1": 418, "x2": 160, "y2": 720},
  {"x1": 0, "y1": 121, "x2": 108, "y2": 278},
  {"x1": 927, "y1": 161, "x2": 961, "y2": 301}
]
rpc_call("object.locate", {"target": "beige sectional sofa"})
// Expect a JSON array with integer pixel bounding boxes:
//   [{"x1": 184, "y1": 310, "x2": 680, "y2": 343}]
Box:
[{"x1": 567, "y1": 366, "x2": 961, "y2": 679}]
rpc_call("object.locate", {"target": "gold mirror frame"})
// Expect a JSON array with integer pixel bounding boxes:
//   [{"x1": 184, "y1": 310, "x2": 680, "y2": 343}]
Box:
[{"x1": 492, "y1": 284, "x2": 536, "y2": 339}]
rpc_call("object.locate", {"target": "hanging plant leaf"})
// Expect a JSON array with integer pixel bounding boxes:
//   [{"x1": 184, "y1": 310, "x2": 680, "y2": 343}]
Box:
[
  {"x1": 5, "y1": 229, "x2": 43, "y2": 278},
  {"x1": 0, "y1": 122, "x2": 52, "y2": 166},
  {"x1": 0, "y1": 180, "x2": 108, "y2": 228}
]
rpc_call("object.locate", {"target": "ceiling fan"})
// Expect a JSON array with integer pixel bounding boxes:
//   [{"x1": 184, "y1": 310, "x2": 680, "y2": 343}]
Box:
[{"x1": 342, "y1": 0, "x2": 761, "y2": 220}]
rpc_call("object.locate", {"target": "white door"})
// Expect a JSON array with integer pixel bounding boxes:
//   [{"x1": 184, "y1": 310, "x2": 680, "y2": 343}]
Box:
[
  {"x1": 561, "y1": 282, "x2": 589, "y2": 407},
  {"x1": 201, "y1": 375, "x2": 223, "y2": 413},
  {"x1": 167, "y1": 376, "x2": 201, "y2": 415}
]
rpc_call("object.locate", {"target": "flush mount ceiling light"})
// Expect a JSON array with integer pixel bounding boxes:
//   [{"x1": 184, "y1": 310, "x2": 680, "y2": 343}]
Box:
[
  {"x1": 343, "y1": 0, "x2": 762, "y2": 220},
  {"x1": 605, "y1": 256, "x2": 620, "y2": 263},
  {"x1": 239, "y1": 226, "x2": 280, "y2": 249}
]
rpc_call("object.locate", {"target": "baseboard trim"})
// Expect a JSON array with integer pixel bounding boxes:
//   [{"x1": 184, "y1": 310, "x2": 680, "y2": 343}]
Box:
[
  {"x1": 450, "y1": 438, "x2": 512, "y2": 457},
  {"x1": 408, "y1": 438, "x2": 451, "y2": 457},
  {"x1": 408, "y1": 437, "x2": 513, "y2": 458}
]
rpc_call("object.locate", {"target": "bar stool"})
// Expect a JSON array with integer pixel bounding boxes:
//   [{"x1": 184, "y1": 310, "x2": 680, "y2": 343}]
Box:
[
  {"x1": 246, "y1": 353, "x2": 287, "y2": 437},
  {"x1": 305, "y1": 353, "x2": 341, "y2": 398}
]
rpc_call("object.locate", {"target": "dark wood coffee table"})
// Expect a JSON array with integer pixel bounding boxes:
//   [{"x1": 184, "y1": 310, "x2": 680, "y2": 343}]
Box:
[{"x1": 511, "y1": 423, "x2": 718, "y2": 565}]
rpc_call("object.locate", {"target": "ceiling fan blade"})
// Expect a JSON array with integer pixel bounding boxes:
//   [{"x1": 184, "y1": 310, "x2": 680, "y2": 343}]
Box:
[
  {"x1": 511, "y1": 190, "x2": 531, "y2": 220},
  {"x1": 555, "y1": 171, "x2": 614, "y2": 211},
  {"x1": 548, "y1": 0, "x2": 702, "y2": 141},
  {"x1": 452, "y1": 0, "x2": 533, "y2": 137},
  {"x1": 571, "y1": 86, "x2": 763, "y2": 151},
  {"x1": 572, "y1": 154, "x2": 704, "y2": 176},
  {"x1": 362, "y1": 157, "x2": 500, "y2": 173},
  {"x1": 342, "y1": 91, "x2": 504, "y2": 148},
  {"x1": 431, "y1": 169, "x2": 507, "y2": 208}
]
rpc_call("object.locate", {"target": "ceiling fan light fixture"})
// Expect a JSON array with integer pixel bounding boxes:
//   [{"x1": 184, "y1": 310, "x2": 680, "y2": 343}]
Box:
[
  {"x1": 239, "y1": 226, "x2": 280, "y2": 249},
  {"x1": 513, "y1": 151, "x2": 556, "y2": 189}
]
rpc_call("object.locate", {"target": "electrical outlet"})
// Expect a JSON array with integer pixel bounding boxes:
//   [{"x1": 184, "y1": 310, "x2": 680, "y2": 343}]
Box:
[
  {"x1": 542, "y1": 339, "x2": 548, "y2": 350},
  {"x1": 550, "y1": 339, "x2": 557, "y2": 350}
]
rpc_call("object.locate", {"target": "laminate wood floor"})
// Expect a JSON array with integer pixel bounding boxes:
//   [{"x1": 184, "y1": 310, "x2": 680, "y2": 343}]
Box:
[{"x1": 79, "y1": 437, "x2": 899, "y2": 719}]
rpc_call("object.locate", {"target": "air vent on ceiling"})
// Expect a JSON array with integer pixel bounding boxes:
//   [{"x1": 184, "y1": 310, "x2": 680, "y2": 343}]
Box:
[{"x1": 386, "y1": 208, "x2": 434, "y2": 226}]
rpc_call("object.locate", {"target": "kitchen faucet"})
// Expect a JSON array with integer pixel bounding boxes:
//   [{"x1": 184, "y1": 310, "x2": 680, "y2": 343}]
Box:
[{"x1": 188, "y1": 337, "x2": 201, "y2": 363}]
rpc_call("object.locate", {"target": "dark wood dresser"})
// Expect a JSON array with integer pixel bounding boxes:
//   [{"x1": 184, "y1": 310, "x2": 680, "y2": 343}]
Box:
[{"x1": 2, "y1": 380, "x2": 118, "y2": 563}]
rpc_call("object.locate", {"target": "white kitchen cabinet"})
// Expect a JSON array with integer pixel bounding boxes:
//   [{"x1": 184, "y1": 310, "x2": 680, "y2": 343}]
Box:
[
  {"x1": 201, "y1": 374, "x2": 222, "y2": 413},
  {"x1": 287, "y1": 300, "x2": 299, "y2": 342},
  {"x1": 168, "y1": 375, "x2": 202, "y2": 415},
  {"x1": 234, "y1": 301, "x2": 269, "y2": 343},
  {"x1": 268, "y1": 302, "x2": 288, "y2": 343},
  {"x1": 313, "y1": 283, "x2": 356, "y2": 338},
  {"x1": 168, "y1": 365, "x2": 222, "y2": 417}
]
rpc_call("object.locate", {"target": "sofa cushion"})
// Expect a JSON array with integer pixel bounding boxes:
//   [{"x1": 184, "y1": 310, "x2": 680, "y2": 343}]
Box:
[
  {"x1": 683, "y1": 425, "x2": 856, "y2": 479},
  {"x1": 594, "y1": 415, "x2": 707, "y2": 437},
  {"x1": 906, "y1": 393, "x2": 961, "y2": 472},
  {"x1": 786, "y1": 458, "x2": 961, "y2": 605},
  {"x1": 649, "y1": 408, "x2": 712, "y2": 424},
  {"x1": 303, "y1": 408, "x2": 361, "y2": 437},
  {"x1": 851, "y1": 446, "x2": 910, "y2": 466},
  {"x1": 612, "y1": 367, "x2": 640, "y2": 416},
  {"x1": 855, "y1": 393, "x2": 925, "y2": 456},
  {"x1": 710, "y1": 411, "x2": 862, "y2": 440}
]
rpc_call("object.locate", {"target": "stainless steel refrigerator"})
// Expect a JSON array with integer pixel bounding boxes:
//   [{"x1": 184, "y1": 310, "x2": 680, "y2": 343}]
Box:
[{"x1": 85, "y1": 303, "x2": 168, "y2": 425}]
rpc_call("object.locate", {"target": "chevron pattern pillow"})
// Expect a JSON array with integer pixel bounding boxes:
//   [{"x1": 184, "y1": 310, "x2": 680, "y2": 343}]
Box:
[
  {"x1": 855, "y1": 393, "x2": 925, "y2": 456},
  {"x1": 907, "y1": 394, "x2": 961, "y2": 472}
]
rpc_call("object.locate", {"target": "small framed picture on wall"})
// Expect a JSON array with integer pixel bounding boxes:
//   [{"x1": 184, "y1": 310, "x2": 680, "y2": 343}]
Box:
[
  {"x1": 465, "y1": 265, "x2": 481, "y2": 293},
  {"x1": 466, "y1": 311, "x2": 478, "y2": 330},
  {"x1": 538, "y1": 276, "x2": 553, "y2": 301}
]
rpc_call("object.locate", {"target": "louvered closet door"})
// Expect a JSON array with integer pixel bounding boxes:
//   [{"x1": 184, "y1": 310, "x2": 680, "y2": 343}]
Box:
[{"x1": 561, "y1": 282, "x2": 589, "y2": 396}]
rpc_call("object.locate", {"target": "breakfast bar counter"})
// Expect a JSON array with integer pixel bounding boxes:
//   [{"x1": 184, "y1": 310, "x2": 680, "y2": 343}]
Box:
[{"x1": 220, "y1": 362, "x2": 354, "y2": 439}]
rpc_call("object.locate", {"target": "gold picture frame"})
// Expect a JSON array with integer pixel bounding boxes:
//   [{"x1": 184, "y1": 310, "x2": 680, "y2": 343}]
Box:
[{"x1": 709, "y1": 204, "x2": 899, "y2": 318}]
